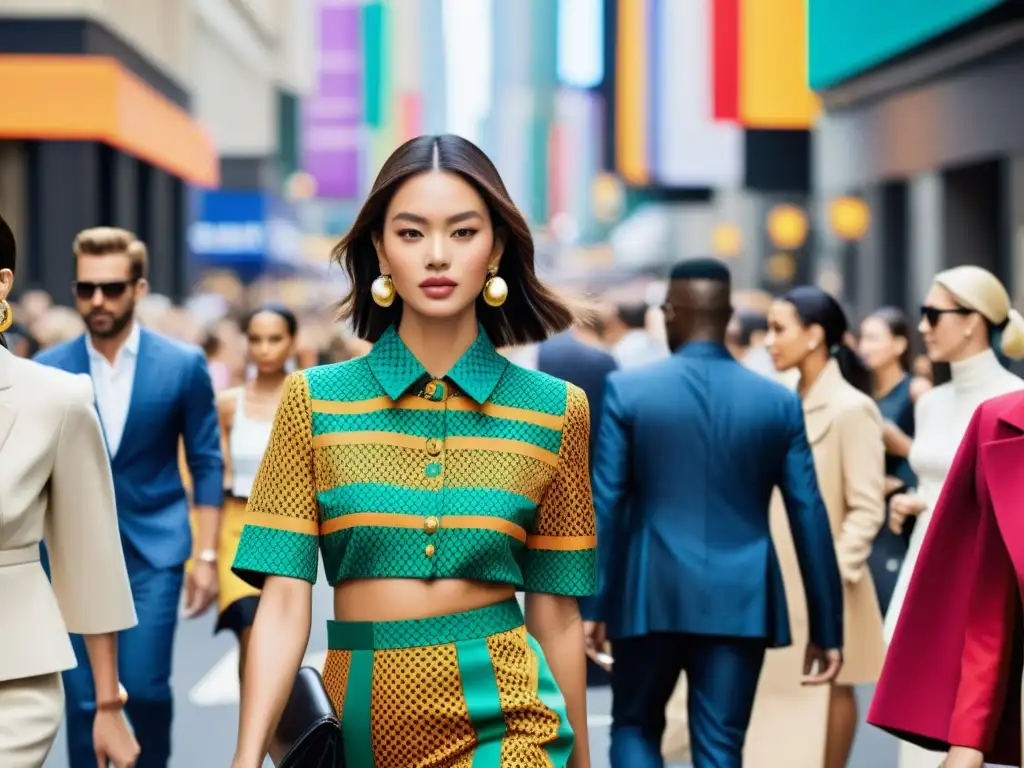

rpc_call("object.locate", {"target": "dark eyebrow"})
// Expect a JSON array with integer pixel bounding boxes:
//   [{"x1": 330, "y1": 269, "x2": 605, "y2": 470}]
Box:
[{"x1": 390, "y1": 211, "x2": 484, "y2": 226}]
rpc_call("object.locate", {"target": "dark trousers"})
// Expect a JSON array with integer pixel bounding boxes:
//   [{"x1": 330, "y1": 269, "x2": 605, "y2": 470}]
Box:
[
  {"x1": 61, "y1": 540, "x2": 184, "y2": 768},
  {"x1": 610, "y1": 632, "x2": 766, "y2": 768}
]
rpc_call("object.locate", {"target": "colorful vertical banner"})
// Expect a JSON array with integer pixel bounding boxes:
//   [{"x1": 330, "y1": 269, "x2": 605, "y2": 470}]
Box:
[
  {"x1": 362, "y1": 0, "x2": 396, "y2": 175},
  {"x1": 654, "y1": 0, "x2": 741, "y2": 186},
  {"x1": 391, "y1": 0, "x2": 423, "y2": 144},
  {"x1": 740, "y1": 0, "x2": 820, "y2": 127},
  {"x1": 615, "y1": 0, "x2": 649, "y2": 185},
  {"x1": 712, "y1": 0, "x2": 740, "y2": 120},
  {"x1": 301, "y1": 0, "x2": 362, "y2": 199}
]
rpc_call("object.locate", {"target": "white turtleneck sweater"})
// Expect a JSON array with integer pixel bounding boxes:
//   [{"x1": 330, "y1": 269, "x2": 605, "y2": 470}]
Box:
[{"x1": 884, "y1": 349, "x2": 1024, "y2": 642}]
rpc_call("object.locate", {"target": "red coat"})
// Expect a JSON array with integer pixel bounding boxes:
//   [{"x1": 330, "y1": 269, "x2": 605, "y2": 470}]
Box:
[{"x1": 868, "y1": 390, "x2": 1024, "y2": 766}]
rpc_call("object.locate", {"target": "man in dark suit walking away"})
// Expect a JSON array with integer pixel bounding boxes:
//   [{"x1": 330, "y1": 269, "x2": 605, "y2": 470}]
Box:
[{"x1": 585, "y1": 258, "x2": 844, "y2": 767}]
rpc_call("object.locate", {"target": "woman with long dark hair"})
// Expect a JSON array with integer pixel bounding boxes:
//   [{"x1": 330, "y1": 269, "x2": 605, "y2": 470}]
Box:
[
  {"x1": 0, "y1": 214, "x2": 139, "y2": 767},
  {"x1": 747, "y1": 286, "x2": 885, "y2": 768},
  {"x1": 213, "y1": 305, "x2": 298, "y2": 685},
  {"x1": 858, "y1": 307, "x2": 917, "y2": 614},
  {"x1": 230, "y1": 135, "x2": 595, "y2": 767}
]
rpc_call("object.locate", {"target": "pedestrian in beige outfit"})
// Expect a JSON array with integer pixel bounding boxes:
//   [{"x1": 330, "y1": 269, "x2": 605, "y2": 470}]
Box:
[
  {"x1": 746, "y1": 287, "x2": 886, "y2": 768},
  {"x1": 0, "y1": 213, "x2": 139, "y2": 768}
]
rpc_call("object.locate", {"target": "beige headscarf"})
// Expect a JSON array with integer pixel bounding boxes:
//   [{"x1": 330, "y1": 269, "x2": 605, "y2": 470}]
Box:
[{"x1": 934, "y1": 265, "x2": 1024, "y2": 359}]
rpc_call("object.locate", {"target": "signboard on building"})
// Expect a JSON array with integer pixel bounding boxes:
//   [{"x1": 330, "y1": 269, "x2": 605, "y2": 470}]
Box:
[
  {"x1": 301, "y1": 0, "x2": 362, "y2": 199},
  {"x1": 189, "y1": 190, "x2": 304, "y2": 282}
]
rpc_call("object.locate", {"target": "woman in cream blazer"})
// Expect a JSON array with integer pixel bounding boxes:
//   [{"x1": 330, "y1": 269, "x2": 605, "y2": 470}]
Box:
[
  {"x1": 0, "y1": 214, "x2": 139, "y2": 767},
  {"x1": 745, "y1": 286, "x2": 886, "y2": 768}
]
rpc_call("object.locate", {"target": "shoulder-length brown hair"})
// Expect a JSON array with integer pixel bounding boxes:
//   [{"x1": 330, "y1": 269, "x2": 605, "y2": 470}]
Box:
[{"x1": 334, "y1": 134, "x2": 575, "y2": 346}]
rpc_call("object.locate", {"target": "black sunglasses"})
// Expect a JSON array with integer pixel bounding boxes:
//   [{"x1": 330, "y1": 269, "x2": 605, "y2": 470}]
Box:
[
  {"x1": 74, "y1": 280, "x2": 134, "y2": 301},
  {"x1": 920, "y1": 304, "x2": 972, "y2": 326}
]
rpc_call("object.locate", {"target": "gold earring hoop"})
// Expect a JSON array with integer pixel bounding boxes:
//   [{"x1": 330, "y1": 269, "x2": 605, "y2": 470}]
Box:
[
  {"x1": 0, "y1": 300, "x2": 12, "y2": 333},
  {"x1": 482, "y1": 268, "x2": 508, "y2": 308},
  {"x1": 371, "y1": 274, "x2": 395, "y2": 307}
]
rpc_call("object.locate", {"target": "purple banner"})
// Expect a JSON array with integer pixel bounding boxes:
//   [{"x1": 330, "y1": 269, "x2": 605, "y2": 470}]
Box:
[{"x1": 301, "y1": 0, "x2": 362, "y2": 199}]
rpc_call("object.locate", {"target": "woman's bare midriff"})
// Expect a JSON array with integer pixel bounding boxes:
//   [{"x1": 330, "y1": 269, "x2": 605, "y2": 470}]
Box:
[{"x1": 333, "y1": 578, "x2": 517, "y2": 622}]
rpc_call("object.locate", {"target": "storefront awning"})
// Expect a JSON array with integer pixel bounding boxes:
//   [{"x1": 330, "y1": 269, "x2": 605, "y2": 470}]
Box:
[{"x1": 0, "y1": 55, "x2": 218, "y2": 187}]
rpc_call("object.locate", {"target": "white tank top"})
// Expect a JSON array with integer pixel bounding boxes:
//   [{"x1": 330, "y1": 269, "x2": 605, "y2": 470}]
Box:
[{"x1": 229, "y1": 388, "x2": 274, "y2": 498}]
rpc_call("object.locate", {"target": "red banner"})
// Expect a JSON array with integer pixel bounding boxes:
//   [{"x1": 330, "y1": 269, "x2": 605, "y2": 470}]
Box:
[{"x1": 712, "y1": 0, "x2": 740, "y2": 121}]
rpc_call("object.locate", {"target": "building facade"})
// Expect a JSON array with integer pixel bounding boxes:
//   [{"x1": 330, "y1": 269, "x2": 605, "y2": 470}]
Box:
[
  {"x1": 810, "y1": 0, "x2": 1024, "y2": 318},
  {"x1": 0, "y1": 0, "x2": 315, "y2": 299}
]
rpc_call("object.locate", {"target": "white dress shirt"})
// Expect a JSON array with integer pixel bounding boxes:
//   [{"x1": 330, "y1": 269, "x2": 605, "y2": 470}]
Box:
[{"x1": 86, "y1": 324, "x2": 141, "y2": 456}]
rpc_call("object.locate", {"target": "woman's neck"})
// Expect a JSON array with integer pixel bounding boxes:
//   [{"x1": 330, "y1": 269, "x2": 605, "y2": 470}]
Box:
[
  {"x1": 797, "y1": 351, "x2": 830, "y2": 399},
  {"x1": 873, "y1": 362, "x2": 905, "y2": 399},
  {"x1": 398, "y1": 310, "x2": 479, "y2": 378},
  {"x1": 251, "y1": 369, "x2": 288, "y2": 393}
]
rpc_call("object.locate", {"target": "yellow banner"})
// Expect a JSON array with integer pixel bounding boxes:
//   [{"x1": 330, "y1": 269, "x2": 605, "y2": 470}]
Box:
[
  {"x1": 739, "y1": 0, "x2": 820, "y2": 129},
  {"x1": 615, "y1": 0, "x2": 648, "y2": 184}
]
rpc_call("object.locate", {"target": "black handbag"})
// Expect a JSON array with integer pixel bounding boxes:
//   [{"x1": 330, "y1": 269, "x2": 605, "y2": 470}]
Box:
[{"x1": 269, "y1": 666, "x2": 343, "y2": 768}]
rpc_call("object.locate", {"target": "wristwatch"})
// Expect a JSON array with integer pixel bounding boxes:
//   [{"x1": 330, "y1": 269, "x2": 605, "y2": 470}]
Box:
[
  {"x1": 195, "y1": 548, "x2": 217, "y2": 564},
  {"x1": 97, "y1": 682, "x2": 129, "y2": 712}
]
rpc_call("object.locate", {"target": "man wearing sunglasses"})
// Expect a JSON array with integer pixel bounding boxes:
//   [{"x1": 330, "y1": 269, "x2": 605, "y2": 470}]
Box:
[{"x1": 35, "y1": 227, "x2": 223, "y2": 768}]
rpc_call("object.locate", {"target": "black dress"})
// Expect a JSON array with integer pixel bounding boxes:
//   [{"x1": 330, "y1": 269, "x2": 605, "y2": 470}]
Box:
[{"x1": 868, "y1": 376, "x2": 916, "y2": 614}]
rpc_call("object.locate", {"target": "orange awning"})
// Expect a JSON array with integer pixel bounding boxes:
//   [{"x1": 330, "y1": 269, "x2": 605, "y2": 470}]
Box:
[{"x1": 0, "y1": 55, "x2": 218, "y2": 187}]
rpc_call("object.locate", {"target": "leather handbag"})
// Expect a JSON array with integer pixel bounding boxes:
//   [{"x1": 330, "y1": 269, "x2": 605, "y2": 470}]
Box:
[{"x1": 268, "y1": 666, "x2": 343, "y2": 768}]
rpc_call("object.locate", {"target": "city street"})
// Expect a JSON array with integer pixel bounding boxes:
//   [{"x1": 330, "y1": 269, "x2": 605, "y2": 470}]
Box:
[{"x1": 44, "y1": 574, "x2": 899, "y2": 767}]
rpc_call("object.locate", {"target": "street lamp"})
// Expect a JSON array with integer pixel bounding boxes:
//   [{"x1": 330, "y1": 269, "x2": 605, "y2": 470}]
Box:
[
  {"x1": 829, "y1": 196, "x2": 870, "y2": 241},
  {"x1": 764, "y1": 203, "x2": 809, "y2": 287},
  {"x1": 711, "y1": 223, "x2": 742, "y2": 258}
]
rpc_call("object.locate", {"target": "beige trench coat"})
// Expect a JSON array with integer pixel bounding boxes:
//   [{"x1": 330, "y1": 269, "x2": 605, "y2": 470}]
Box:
[{"x1": 744, "y1": 360, "x2": 887, "y2": 767}]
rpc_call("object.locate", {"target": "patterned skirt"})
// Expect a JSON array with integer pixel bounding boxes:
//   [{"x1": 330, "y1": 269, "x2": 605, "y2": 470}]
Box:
[{"x1": 322, "y1": 599, "x2": 574, "y2": 767}]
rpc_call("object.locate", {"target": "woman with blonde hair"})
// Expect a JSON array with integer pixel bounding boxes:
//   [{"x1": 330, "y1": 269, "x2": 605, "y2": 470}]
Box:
[{"x1": 883, "y1": 265, "x2": 1024, "y2": 767}]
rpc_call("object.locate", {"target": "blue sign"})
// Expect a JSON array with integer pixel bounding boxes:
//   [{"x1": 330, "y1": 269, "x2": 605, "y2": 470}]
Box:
[{"x1": 188, "y1": 190, "x2": 304, "y2": 281}]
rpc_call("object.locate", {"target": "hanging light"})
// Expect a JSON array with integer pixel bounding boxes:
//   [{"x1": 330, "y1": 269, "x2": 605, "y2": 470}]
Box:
[
  {"x1": 829, "y1": 196, "x2": 870, "y2": 241},
  {"x1": 711, "y1": 224, "x2": 742, "y2": 258},
  {"x1": 766, "y1": 204, "x2": 809, "y2": 250}
]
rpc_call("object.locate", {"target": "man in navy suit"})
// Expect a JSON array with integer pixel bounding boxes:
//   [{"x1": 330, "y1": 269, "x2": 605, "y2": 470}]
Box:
[
  {"x1": 36, "y1": 227, "x2": 223, "y2": 768},
  {"x1": 584, "y1": 258, "x2": 844, "y2": 767}
]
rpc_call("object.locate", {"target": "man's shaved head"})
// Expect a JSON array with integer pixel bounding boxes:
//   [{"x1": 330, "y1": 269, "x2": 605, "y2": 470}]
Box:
[{"x1": 664, "y1": 258, "x2": 733, "y2": 351}]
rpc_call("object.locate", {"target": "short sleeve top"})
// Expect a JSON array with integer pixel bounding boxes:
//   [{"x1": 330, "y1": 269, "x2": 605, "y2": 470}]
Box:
[{"x1": 232, "y1": 324, "x2": 597, "y2": 597}]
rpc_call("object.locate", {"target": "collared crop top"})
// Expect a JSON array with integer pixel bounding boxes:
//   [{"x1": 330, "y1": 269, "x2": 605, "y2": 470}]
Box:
[{"x1": 232, "y1": 324, "x2": 597, "y2": 598}]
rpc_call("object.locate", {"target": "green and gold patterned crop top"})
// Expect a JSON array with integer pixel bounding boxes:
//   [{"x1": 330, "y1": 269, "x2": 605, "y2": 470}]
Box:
[{"x1": 232, "y1": 324, "x2": 597, "y2": 597}]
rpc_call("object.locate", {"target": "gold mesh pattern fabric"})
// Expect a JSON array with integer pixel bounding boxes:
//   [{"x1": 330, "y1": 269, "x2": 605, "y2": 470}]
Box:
[
  {"x1": 487, "y1": 627, "x2": 563, "y2": 765},
  {"x1": 369, "y1": 644, "x2": 476, "y2": 767},
  {"x1": 445, "y1": 450, "x2": 555, "y2": 505},
  {"x1": 533, "y1": 384, "x2": 596, "y2": 539},
  {"x1": 247, "y1": 372, "x2": 318, "y2": 524},
  {"x1": 325, "y1": 621, "x2": 571, "y2": 767},
  {"x1": 314, "y1": 443, "x2": 440, "y2": 493},
  {"x1": 322, "y1": 649, "x2": 353, "y2": 719}
]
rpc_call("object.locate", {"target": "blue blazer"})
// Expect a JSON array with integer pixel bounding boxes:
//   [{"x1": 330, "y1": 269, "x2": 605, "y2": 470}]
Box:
[
  {"x1": 36, "y1": 329, "x2": 223, "y2": 569},
  {"x1": 586, "y1": 341, "x2": 843, "y2": 650}
]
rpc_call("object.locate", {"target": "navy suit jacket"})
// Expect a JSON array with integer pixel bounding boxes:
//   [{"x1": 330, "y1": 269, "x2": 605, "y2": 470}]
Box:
[
  {"x1": 537, "y1": 332, "x2": 617, "y2": 459},
  {"x1": 587, "y1": 341, "x2": 843, "y2": 650},
  {"x1": 36, "y1": 329, "x2": 223, "y2": 569}
]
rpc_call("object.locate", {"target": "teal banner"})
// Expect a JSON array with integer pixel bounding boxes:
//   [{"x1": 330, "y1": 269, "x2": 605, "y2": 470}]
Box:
[
  {"x1": 809, "y1": 0, "x2": 1004, "y2": 90},
  {"x1": 361, "y1": 1, "x2": 389, "y2": 128}
]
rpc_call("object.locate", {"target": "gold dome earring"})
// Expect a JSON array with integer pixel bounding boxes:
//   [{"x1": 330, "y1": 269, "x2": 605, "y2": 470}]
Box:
[
  {"x1": 482, "y1": 268, "x2": 508, "y2": 308},
  {"x1": 371, "y1": 274, "x2": 395, "y2": 307},
  {"x1": 0, "y1": 300, "x2": 12, "y2": 333}
]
